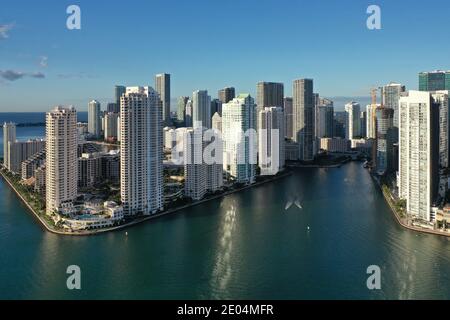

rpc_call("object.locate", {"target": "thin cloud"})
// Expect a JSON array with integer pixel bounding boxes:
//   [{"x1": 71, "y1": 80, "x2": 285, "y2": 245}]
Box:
[
  {"x1": 0, "y1": 70, "x2": 25, "y2": 81},
  {"x1": 39, "y1": 56, "x2": 48, "y2": 68},
  {"x1": 30, "y1": 72, "x2": 45, "y2": 79},
  {"x1": 0, "y1": 70, "x2": 46, "y2": 81},
  {"x1": 0, "y1": 23, "x2": 14, "y2": 39}
]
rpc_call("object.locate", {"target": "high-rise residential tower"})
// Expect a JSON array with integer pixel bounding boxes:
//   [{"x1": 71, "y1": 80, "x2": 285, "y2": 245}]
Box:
[
  {"x1": 218, "y1": 87, "x2": 235, "y2": 104},
  {"x1": 222, "y1": 94, "x2": 257, "y2": 184},
  {"x1": 399, "y1": 91, "x2": 440, "y2": 222},
  {"x1": 258, "y1": 107, "x2": 285, "y2": 175},
  {"x1": 177, "y1": 96, "x2": 189, "y2": 123},
  {"x1": 185, "y1": 99, "x2": 193, "y2": 127},
  {"x1": 46, "y1": 106, "x2": 78, "y2": 214},
  {"x1": 293, "y1": 79, "x2": 314, "y2": 161},
  {"x1": 366, "y1": 104, "x2": 379, "y2": 139},
  {"x1": 3, "y1": 122, "x2": 16, "y2": 169},
  {"x1": 382, "y1": 82, "x2": 406, "y2": 128},
  {"x1": 155, "y1": 73, "x2": 171, "y2": 125},
  {"x1": 284, "y1": 97, "x2": 293, "y2": 139},
  {"x1": 183, "y1": 128, "x2": 223, "y2": 200},
  {"x1": 375, "y1": 107, "x2": 394, "y2": 175},
  {"x1": 192, "y1": 90, "x2": 211, "y2": 129},
  {"x1": 256, "y1": 82, "x2": 284, "y2": 110},
  {"x1": 115, "y1": 85, "x2": 126, "y2": 108},
  {"x1": 315, "y1": 98, "x2": 334, "y2": 139},
  {"x1": 433, "y1": 91, "x2": 450, "y2": 169},
  {"x1": 104, "y1": 112, "x2": 119, "y2": 141},
  {"x1": 88, "y1": 100, "x2": 101, "y2": 138},
  {"x1": 344, "y1": 102, "x2": 361, "y2": 140},
  {"x1": 120, "y1": 86, "x2": 163, "y2": 216}
]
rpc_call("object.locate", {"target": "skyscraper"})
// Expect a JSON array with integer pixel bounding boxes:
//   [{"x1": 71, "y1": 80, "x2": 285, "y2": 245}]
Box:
[
  {"x1": 88, "y1": 100, "x2": 101, "y2": 138},
  {"x1": 210, "y1": 99, "x2": 222, "y2": 117},
  {"x1": 3, "y1": 122, "x2": 16, "y2": 169},
  {"x1": 344, "y1": 102, "x2": 361, "y2": 140},
  {"x1": 419, "y1": 70, "x2": 450, "y2": 91},
  {"x1": 399, "y1": 91, "x2": 440, "y2": 222},
  {"x1": 107, "y1": 102, "x2": 119, "y2": 113},
  {"x1": 360, "y1": 111, "x2": 367, "y2": 138},
  {"x1": 192, "y1": 90, "x2": 211, "y2": 129},
  {"x1": 283, "y1": 97, "x2": 293, "y2": 139},
  {"x1": 375, "y1": 107, "x2": 394, "y2": 175},
  {"x1": 222, "y1": 94, "x2": 257, "y2": 184},
  {"x1": 183, "y1": 127, "x2": 223, "y2": 200},
  {"x1": 256, "y1": 82, "x2": 284, "y2": 110},
  {"x1": 366, "y1": 104, "x2": 379, "y2": 139},
  {"x1": 177, "y1": 96, "x2": 189, "y2": 123},
  {"x1": 7, "y1": 139, "x2": 45, "y2": 174},
  {"x1": 334, "y1": 111, "x2": 347, "y2": 139},
  {"x1": 155, "y1": 73, "x2": 171, "y2": 125},
  {"x1": 258, "y1": 107, "x2": 285, "y2": 175},
  {"x1": 218, "y1": 87, "x2": 235, "y2": 104},
  {"x1": 46, "y1": 106, "x2": 78, "y2": 214},
  {"x1": 382, "y1": 82, "x2": 406, "y2": 128},
  {"x1": 120, "y1": 86, "x2": 163, "y2": 215},
  {"x1": 104, "y1": 112, "x2": 119, "y2": 141},
  {"x1": 185, "y1": 99, "x2": 193, "y2": 127},
  {"x1": 293, "y1": 79, "x2": 314, "y2": 161},
  {"x1": 115, "y1": 85, "x2": 126, "y2": 108},
  {"x1": 433, "y1": 91, "x2": 450, "y2": 169},
  {"x1": 315, "y1": 99, "x2": 334, "y2": 139},
  {"x1": 183, "y1": 128, "x2": 207, "y2": 201}
]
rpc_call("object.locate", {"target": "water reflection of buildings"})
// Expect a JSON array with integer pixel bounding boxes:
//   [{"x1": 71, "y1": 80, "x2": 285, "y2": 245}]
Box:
[{"x1": 211, "y1": 201, "x2": 237, "y2": 299}]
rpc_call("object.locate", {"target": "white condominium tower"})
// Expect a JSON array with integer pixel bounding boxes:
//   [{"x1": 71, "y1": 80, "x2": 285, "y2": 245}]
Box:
[
  {"x1": 183, "y1": 128, "x2": 223, "y2": 200},
  {"x1": 104, "y1": 112, "x2": 119, "y2": 141},
  {"x1": 183, "y1": 128, "x2": 207, "y2": 201},
  {"x1": 88, "y1": 100, "x2": 101, "y2": 138},
  {"x1": 46, "y1": 106, "x2": 78, "y2": 214},
  {"x1": 366, "y1": 104, "x2": 379, "y2": 139},
  {"x1": 399, "y1": 91, "x2": 440, "y2": 222},
  {"x1": 192, "y1": 90, "x2": 212, "y2": 129},
  {"x1": 345, "y1": 102, "x2": 361, "y2": 139},
  {"x1": 155, "y1": 73, "x2": 171, "y2": 125},
  {"x1": 293, "y1": 79, "x2": 314, "y2": 161},
  {"x1": 3, "y1": 122, "x2": 16, "y2": 170},
  {"x1": 258, "y1": 107, "x2": 285, "y2": 175},
  {"x1": 222, "y1": 94, "x2": 257, "y2": 184},
  {"x1": 120, "y1": 86, "x2": 163, "y2": 215}
]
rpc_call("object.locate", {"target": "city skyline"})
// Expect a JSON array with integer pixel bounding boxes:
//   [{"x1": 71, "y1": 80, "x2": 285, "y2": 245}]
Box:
[{"x1": 1, "y1": 0, "x2": 450, "y2": 111}]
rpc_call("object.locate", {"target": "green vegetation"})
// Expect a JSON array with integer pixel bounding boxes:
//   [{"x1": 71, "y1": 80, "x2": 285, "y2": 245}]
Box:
[
  {"x1": 382, "y1": 184, "x2": 406, "y2": 218},
  {"x1": 0, "y1": 168, "x2": 57, "y2": 229}
]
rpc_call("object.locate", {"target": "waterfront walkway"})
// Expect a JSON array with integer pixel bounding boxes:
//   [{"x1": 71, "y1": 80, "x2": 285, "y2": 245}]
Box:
[{"x1": 377, "y1": 176, "x2": 450, "y2": 238}]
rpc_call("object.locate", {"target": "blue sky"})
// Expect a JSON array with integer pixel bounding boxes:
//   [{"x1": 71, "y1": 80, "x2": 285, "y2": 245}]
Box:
[{"x1": 1, "y1": 0, "x2": 449, "y2": 111}]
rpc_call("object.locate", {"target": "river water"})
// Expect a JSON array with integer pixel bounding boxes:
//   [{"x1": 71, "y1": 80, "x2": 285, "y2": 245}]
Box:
[{"x1": 0, "y1": 117, "x2": 449, "y2": 299}]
